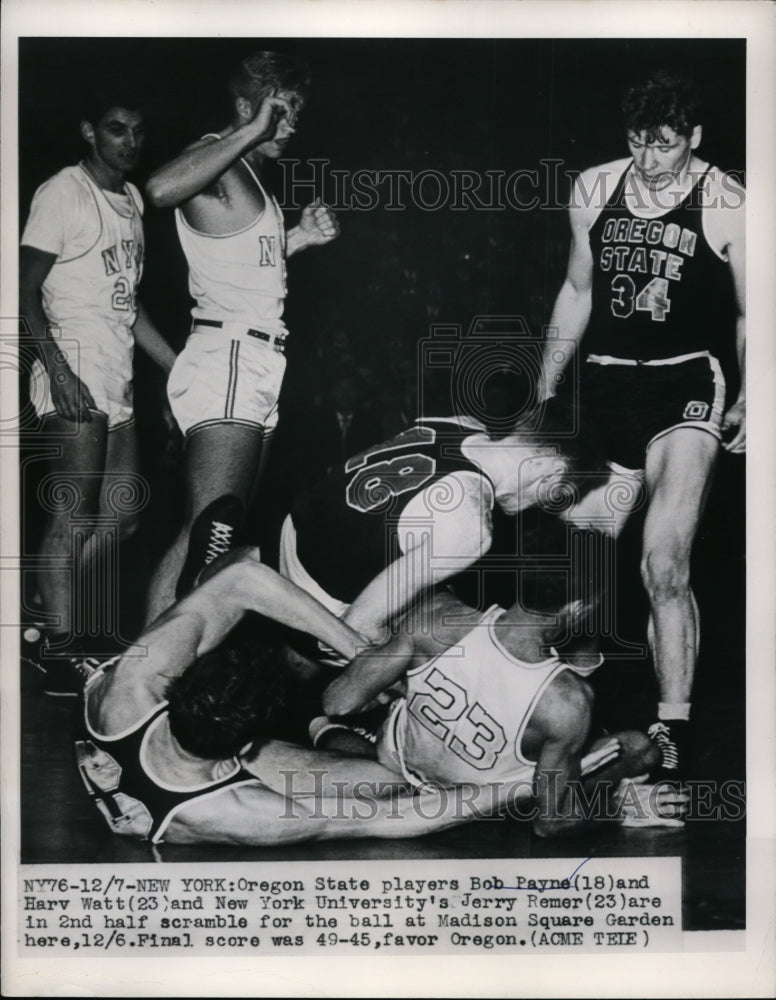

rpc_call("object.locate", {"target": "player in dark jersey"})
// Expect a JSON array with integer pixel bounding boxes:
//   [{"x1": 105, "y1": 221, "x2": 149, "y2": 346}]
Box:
[
  {"x1": 540, "y1": 70, "x2": 746, "y2": 780},
  {"x1": 75, "y1": 548, "x2": 495, "y2": 844},
  {"x1": 280, "y1": 409, "x2": 589, "y2": 644}
]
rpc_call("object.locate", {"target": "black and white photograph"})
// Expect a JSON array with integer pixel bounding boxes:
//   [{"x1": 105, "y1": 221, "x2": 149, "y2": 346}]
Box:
[{"x1": 2, "y1": 1, "x2": 774, "y2": 996}]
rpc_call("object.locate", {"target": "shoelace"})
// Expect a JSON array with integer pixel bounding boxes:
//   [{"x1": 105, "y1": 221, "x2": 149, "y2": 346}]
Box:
[
  {"x1": 205, "y1": 520, "x2": 234, "y2": 564},
  {"x1": 648, "y1": 722, "x2": 679, "y2": 771}
]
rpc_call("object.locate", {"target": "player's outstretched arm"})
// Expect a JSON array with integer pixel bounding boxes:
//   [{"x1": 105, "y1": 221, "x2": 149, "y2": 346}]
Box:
[
  {"x1": 145, "y1": 96, "x2": 291, "y2": 208},
  {"x1": 104, "y1": 549, "x2": 365, "y2": 720},
  {"x1": 720, "y1": 188, "x2": 746, "y2": 453}
]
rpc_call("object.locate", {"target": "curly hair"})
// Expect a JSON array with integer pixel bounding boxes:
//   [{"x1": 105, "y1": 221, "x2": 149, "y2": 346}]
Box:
[
  {"x1": 165, "y1": 639, "x2": 290, "y2": 759},
  {"x1": 621, "y1": 69, "x2": 701, "y2": 141},
  {"x1": 229, "y1": 50, "x2": 311, "y2": 109}
]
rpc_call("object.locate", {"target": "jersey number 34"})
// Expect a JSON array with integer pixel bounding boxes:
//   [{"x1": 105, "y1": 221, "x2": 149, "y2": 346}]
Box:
[{"x1": 611, "y1": 275, "x2": 671, "y2": 322}]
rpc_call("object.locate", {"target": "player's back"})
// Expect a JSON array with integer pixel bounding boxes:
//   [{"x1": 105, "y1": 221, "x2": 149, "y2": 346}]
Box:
[
  {"x1": 290, "y1": 418, "x2": 493, "y2": 603},
  {"x1": 378, "y1": 605, "x2": 571, "y2": 791}
]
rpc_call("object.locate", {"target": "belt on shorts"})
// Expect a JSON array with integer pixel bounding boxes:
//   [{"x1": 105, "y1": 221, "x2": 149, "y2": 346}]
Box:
[
  {"x1": 586, "y1": 351, "x2": 710, "y2": 367},
  {"x1": 193, "y1": 319, "x2": 286, "y2": 354}
]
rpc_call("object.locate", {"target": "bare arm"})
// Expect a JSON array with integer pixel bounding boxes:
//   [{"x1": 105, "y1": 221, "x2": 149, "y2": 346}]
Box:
[
  {"x1": 541, "y1": 181, "x2": 595, "y2": 398},
  {"x1": 145, "y1": 97, "x2": 290, "y2": 209},
  {"x1": 19, "y1": 245, "x2": 99, "y2": 422},
  {"x1": 720, "y1": 196, "x2": 746, "y2": 453},
  {"x1": 323, "y1": 632, "x2": 415, "y2": 715},
  {"x1": 132, "y1": 302, "x2": 177, "y2": 374},
  {"x1": 102, "y1": 549, "x2": 366, "y2": 721}
]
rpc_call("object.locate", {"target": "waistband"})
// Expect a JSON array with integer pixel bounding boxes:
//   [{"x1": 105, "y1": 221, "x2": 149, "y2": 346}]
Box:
[
  {"x1": 193, "y1": 319, "x2": 286, "y2": 354},
  {"x1": 586, "y1": 350, "x2": 711, "y2": 367}
]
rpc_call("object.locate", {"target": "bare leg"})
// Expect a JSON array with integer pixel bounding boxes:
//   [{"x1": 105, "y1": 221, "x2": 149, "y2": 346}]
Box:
[
  {"x1": 642, "y1": 430, "x2": 718, "y2": 705},
  {"x1": 144, "y1": 422, "x2": 265, "y2": 624},
  {"x1": 37, "y1": 413, "x2": 108, "y2": 649}
]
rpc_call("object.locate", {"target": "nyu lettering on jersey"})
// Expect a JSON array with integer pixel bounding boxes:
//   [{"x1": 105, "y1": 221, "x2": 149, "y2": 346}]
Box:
[
  {"x1": 291, "y1": 419, "x2": 494, "y2": 603},
  {"x1": 175, "y1": 144, "x2": 288, "y2": 337},
  {"x1": 587, "y1": 163, "x2": 735, "y2": 360},
  {"x1": 380, "y1": 605, "x2": 572, "y2": 789},
  {"x1": 21, "y1": 165, "x2": 144, "y2": 369}
]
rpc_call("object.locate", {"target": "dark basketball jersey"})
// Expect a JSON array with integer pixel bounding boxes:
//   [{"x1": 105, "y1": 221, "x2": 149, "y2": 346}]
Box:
[
  {"x1": 75, "y1": 664, "x2": 259, "y2": 843},
  {"x1": 586, "y1": 164, "x2": 734, "y2": 360},
  {"x1": 290, "y1": 418, "x2": 494, "y2": 603}
]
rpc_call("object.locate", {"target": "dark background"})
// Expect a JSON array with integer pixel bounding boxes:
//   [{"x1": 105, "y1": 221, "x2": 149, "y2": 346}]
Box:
[{"x1": 18, "y1": 39, "x2": 746, "y2": 918}]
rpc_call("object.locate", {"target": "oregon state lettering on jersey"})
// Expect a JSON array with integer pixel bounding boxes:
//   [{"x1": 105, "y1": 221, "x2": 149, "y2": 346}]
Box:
[
  {"x1": 587, "y1": 164, "x2": 734, "y2": 360},
  {"x1": 291, "y1": 419, "x2": 494, "y2": 603}
]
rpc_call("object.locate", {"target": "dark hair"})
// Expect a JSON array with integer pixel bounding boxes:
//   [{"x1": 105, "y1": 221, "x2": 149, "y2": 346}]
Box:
[
  {"x1": 229, "y1": 51, "x2": 311, "y2": 108},
  {"x1": 621, "y1": 69, "x2": 701, "y2": 141},
  {"x1": 518, "y1": 513, "x2": 612, "y2": 616},
  {"x1": 165, "y1": 639, "x2": 290, "y2": 759},
  {"x1": 80, "y1": 74, "x2": 145, "y2": 128}
]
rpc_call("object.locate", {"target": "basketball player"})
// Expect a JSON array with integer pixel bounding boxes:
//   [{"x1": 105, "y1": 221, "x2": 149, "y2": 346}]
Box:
[
  {"x1": 76, "y1": 548, "x2": 500, "y2": 845},
  {"x1": 314, "y1": 522, "x2": 686, "y2": 835},
  {"x1": 20, "y1": 84, "x2": 177, "y2": 695},
  {"x1": 540, "y1": 70, "x2": 746, "y2": 779},
  {"x1": 280, "y1": 405, "x2": 599, "y2": 645},
  {"x1": 143, "y1": 51, "x2": 340, "y2": 622}
]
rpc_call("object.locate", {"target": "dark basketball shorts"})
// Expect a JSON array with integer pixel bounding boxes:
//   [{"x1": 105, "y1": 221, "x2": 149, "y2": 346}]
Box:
[{"x1": 581, "y1": 351, "x2": 726, "y2": 472}]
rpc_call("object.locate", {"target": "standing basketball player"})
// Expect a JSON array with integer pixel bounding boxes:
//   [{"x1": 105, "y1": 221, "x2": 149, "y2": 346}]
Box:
[
  {"x1": 20, "y1": 84, "x2": 176, "y2": 694},
  {"x1": 541, "y1": 70, "x2": 745, "y2": 779},
  {"x1": 143, "y1": 51, "x2": 339, "y2": 622}
]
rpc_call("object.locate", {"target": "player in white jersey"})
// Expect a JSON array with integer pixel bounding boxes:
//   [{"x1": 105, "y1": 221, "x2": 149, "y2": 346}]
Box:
[
  {"x1": 143, "y1": 51, "x2": 340, "y2": 623},
  {"x1": 20, "y1": 83, "x2": 177, "y2": 694},
  {"x1": 315, "y1": 522, "x2": 687, "y2": 836}
]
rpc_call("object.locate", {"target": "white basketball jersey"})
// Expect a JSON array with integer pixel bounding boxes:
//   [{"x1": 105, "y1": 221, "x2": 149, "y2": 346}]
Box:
[
  {"x1": 381, "y1": 605, "x2": 576, "y2": 790},
  {"x1": 175, "y1": 146, "x2": 288, "y2": 338},
  {"x1": 24, "y1": 165, "x2": 144, "y2": 373}
]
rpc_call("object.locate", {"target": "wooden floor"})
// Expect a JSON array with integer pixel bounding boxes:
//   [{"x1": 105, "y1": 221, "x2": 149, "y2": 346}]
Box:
[{"x1": 19, "y1": 455, "x2": 746, "y2": 933}]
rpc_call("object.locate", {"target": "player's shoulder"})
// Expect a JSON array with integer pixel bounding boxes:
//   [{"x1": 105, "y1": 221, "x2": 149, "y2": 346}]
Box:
[
  {"x1": 700, "y1": 164, "x2": 746, "y2": 208},
  {"x1": 32, "y1": 164, "x2": 92, "y2": 202},
  {"x1": 570, "y1": 157, "x2": 630, "y2": 213}
]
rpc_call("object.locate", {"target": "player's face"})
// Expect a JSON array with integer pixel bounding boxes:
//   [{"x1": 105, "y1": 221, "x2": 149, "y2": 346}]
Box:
[
  {"x1": 498, "y1": 452, "x2": 567, "y2": 515},
  {"x1": 257, "y1": 90, "x2": 304, "y2": 159},
  {"x1": 85, "y1": 107, "x2": 146, "y2": 175},
  {"x1": 626, "y1": 125, "x2": 700, "y2": 190}
]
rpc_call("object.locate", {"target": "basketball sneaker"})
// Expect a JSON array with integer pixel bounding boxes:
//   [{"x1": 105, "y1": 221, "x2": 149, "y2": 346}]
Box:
[
  {"x1": 176, "y1": 494, "x2": 245, "y2": 599},
  {"x1": 647, "y1": 720, "x2": 689, "y2": 781}
]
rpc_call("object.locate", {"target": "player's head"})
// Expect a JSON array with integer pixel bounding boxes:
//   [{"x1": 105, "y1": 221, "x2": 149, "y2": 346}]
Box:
[
  {"x1": 165, "y1": 639, "x2": 290, "y2": 760},
  {"x1": 621, "y1": 70, "x2": 702, "y2": 189},
  {"x1": 493, "y1": 396, "x2": 608, "y2": 515},
  {"x1": 80, "y1": 78, "x2": 145, "y2": 175},
  {"x1": 229, "y1": 50, "x2": 310, "y2": 154}
]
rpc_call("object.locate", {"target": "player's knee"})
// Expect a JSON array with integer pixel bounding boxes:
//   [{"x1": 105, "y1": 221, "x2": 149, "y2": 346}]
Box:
[{"x1": 640, "y1": 547, "x2": 690, "y2": 601}]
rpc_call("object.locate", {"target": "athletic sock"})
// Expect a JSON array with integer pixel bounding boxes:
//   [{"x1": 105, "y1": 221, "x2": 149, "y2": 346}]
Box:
[{"x1": 658, "y1": 701, "x2": 691, "y2": 722}]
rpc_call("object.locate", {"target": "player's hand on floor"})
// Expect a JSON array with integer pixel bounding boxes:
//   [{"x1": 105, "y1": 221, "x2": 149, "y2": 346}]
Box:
[{"x1": 615, "y1": 775, "x2": 688, "y2": 828}]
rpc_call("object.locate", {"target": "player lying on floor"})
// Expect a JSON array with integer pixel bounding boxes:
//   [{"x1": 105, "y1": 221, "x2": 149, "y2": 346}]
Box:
[
  {"x1": 280, "y1": 399, "x2": 605, "y2": 645},
  {"x1": 315, "y1": 522, "x2": 687, "y2": 837},
  {"x1": 74, "y1": 548, "x2": 506, "y2": 845}
]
